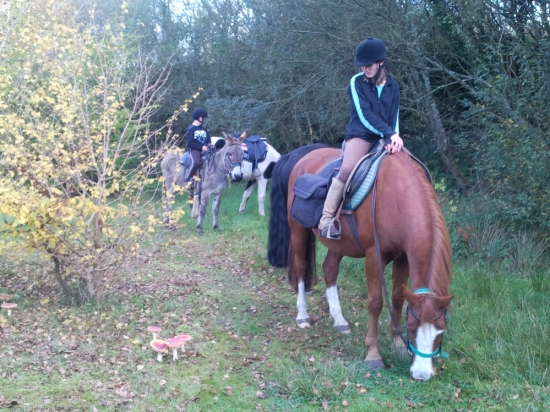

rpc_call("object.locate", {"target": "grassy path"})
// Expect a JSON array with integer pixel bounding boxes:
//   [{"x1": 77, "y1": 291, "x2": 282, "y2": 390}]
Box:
[{"x1": 1, "y1": 185, "x2": 549, "y2": 411}]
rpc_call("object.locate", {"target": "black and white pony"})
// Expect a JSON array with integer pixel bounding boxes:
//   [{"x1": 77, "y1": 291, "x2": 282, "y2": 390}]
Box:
[{"x1": 212, "y1": 134, "x2": 281, "y2": 216}]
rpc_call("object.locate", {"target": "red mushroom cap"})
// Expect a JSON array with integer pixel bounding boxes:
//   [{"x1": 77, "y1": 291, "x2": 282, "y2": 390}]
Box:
[
  {"x1": 150, "y1": 339, "x2": 169, "y2": 353},
  {"x1": 0, "y1": 294, "x2": 13, "y2": 301},
  {"x1": 173, "y1": 334, "x2": 191, "y2": 342},
  {"x1": 1, "y1": 303, "x2": 17, "y2": 310},
  {"x1": 166, "y1": 336, "x2": 188, "y2": 348},
  {"x1": 147, "y1": 326, "x2": 162, "y2": 333}
]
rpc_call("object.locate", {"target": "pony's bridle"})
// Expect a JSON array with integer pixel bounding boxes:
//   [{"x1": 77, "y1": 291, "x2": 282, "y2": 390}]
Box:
[{"x1": 405, "y1": 289, "x2": 449, "y2": 360}]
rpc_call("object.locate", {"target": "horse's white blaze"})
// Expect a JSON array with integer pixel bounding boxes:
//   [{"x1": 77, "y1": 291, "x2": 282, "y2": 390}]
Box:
[
  {"x1": 326, "y1": 286, "x2": 348, "y2": 328},
  {"x1": 410, "y1": 323, "x2": 444, "y2": 380},
  {"x1": 296, "y1": 280, "x2": 310, "y2": 326}
]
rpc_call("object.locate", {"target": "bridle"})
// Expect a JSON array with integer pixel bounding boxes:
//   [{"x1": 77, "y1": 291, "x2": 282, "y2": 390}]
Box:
[
  {"x1": 405, "y1": 290, "x2": 448, "y2": 359},
  {"x1": 371, "y1": 156, "x2": 449, "y2": 362},
  {"x1": 221, "y1": 141, "x2": 244, "y2": 177},
  {"x1": 202, "y1": 141, "x2": 243, "y2": 177}
]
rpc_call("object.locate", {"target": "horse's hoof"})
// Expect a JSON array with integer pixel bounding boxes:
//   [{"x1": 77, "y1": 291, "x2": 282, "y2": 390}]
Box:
[
  {"x1": 392, "y1": 343, "x2": 409, "y2": 358},
  {"x1": 365, "y1": 359, "x2": 385, "y2": 370},
  {"x1": 334, "y1": 325, "x2": 350, "y2": 334},
  {"x1": 213, "y1": 225, "x2": 220, "y2": 231},
  {"x1": 296, "y1": 318, "x2": 311, "y2": 328}
]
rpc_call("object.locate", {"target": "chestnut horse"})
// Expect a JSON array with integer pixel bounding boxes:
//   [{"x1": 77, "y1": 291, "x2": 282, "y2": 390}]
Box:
[{"x1": 267, "y1": 145, "x2": 454, "y2": 380}]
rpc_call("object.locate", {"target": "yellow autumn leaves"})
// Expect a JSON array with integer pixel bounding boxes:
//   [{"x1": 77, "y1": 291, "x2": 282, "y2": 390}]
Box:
[{"x1": 0, "y1": 0, "x2": 192, "y2": 301}]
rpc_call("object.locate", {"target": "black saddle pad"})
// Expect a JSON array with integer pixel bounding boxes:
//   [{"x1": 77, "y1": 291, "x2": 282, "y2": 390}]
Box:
[{"x1": 290, "y1": 143, "x2": 384, "y2": 227}]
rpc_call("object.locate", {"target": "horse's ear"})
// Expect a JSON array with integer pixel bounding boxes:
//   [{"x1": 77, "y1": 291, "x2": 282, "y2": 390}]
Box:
[
  {"x1": 435, "y1": 295, "x2": 454, "y2": 310},
  {"x1": 403, "y1": 285, "x2": 420, "y2": 304}
]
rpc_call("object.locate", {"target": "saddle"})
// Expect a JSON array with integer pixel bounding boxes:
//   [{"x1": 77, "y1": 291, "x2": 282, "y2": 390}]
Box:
[
  {"x1": 291, "y1": 144, "x2": 431, "y2": 228},
  {"x1": 242, "y1": 135, "x2": 268, "y2": 174},
  {"x1": 179, "y1": 151, "x2": 194, "y2": 182},
  {"x1": 179, "y1": 149, "x2": 216, "y2": 184}
]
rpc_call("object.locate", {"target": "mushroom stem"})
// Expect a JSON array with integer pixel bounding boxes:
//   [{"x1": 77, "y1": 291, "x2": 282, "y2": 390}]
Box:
[
  {"x1": 157, "y1": 353, "x2": 163, "y2": 362},
  {"x1": 172, "y1": 349, "x2": 178, "y2": 360},
  {"x1": 152, "y1": 332, "x2": 157, "y2": 340}
]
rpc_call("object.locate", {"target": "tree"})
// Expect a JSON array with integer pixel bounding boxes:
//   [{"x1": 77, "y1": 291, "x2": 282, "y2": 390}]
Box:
[{"x1": 0, "y1": 0, "x2": 190, "y2": 302}]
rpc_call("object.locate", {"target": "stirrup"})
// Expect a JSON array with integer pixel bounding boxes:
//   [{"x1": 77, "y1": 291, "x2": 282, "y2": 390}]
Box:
[{"x1": 319, "y1": 217, "x2": 341, "y2": 240}]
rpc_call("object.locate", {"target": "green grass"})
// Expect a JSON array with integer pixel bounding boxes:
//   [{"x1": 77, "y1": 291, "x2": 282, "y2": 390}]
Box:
[{"x1": 0, "y1": 184, "x2": 549, "y2": 411}]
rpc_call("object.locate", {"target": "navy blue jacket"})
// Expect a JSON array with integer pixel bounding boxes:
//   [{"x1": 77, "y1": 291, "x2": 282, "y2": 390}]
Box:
[
  {"x1": 185, "y1": 125, "x2": 211, "y2": 151},
  {"x1": 345, "y1": 73, "x2": 400, "y2": 145}
]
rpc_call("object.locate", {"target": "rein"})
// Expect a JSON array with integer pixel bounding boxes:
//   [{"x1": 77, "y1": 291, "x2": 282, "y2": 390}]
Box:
[
  {"x1": 202, "y1": 147, "x2": 217, "y2": 175},
  {"x1": 371, "y1": 158, "x2": 448, "y2": 361}
]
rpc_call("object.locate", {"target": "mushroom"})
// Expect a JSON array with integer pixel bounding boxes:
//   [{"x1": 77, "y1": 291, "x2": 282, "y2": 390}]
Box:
[
  {"x1": 0, "y1": 294, "x2": 13, "y2": 302},
  {"x1": 150, "y1": 339, "x2": 169, "y2": 362},
  {"x1": 147, "y1": 326, "x2": 162, "y2": 340},
  {"x1": 1, "y1": 302, "x2": 17, "y2": 317},
  {"x1": 165, "y1": 336, "x2": 189, "y2": 360},
  {"x1": 172, "y1": 334, "x2": 191, "y2": 353}
]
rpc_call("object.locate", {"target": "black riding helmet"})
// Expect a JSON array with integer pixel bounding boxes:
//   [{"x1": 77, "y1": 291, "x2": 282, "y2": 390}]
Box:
[
  {"x1": 192, "y1": 107, "x2": 208, "y2": 120},
  {"x1": 354, "y1": 37, "x2": 387, "y2": 67}
]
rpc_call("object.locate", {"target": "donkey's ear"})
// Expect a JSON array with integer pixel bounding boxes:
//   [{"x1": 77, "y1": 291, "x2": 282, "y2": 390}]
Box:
[
  {"x1": 222, "y1": 131, "x2": 229, "y2": 140},
  {"x1": 239, "y1": 130, "x2": 247, "y2": 141}
]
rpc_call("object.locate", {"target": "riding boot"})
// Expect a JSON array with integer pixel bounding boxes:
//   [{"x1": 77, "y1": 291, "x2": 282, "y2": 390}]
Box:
[
  {"x1": 318, "y1": 177, "x2": 346, "y2": 239},
  {"x1": 187, "y1": 178, "x2": 195, "y2": 196}
]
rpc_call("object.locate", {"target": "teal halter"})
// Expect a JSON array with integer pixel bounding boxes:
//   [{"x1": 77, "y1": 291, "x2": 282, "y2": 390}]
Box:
[{"x1": 407, "y1": 288, "x2": 449, "y2": 359}]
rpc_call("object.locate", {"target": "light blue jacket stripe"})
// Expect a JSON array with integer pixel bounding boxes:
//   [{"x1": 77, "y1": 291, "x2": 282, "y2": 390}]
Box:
[
  {"x1": 395, "y1": 108, "x2": 399, "y2": 134},
  {"x1": 350, "y1": 73, "x2": 383, "y2": 137}
]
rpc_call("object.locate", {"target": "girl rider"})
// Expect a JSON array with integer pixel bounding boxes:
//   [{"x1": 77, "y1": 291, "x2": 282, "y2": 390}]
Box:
[
  {"x1": 318, "y1": 37, "x2": 404, "y2": 239},
  {"x1": 185, "y1": 108, "x2": 213, "y2": 187}
]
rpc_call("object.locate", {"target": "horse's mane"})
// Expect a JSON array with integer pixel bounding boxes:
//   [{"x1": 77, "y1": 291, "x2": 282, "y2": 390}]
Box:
[{"x1": 416, "y1": 163, "x2": 452, "y2": 297}]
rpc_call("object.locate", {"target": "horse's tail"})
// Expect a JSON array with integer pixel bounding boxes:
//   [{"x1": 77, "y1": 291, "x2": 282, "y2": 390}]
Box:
[
  {"x1": 267, "y1": 154, "x2": 293, "y2": 268},
  {"x1": 267, "y1": 143, "x2": 328, "y2": 268},
  {"x1": 287, "y1": 227, "x2": 317, "y2": 292}
]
